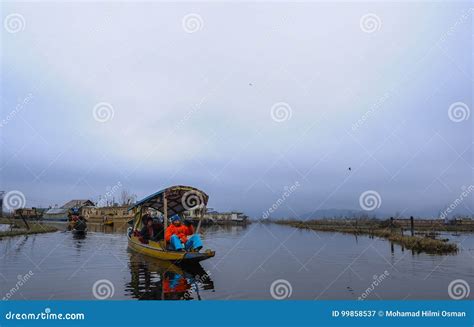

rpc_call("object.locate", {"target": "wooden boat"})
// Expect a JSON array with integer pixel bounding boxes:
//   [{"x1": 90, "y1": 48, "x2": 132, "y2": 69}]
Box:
[
  {"x1": 71, "y1": 216, "x2": 87, "y2": 235},
  {"x1": 127, "y1": 185, "x2": 215, "y2": 263},
  {"x1": 103, "y1": 220, "x2": 114, "y2": 226}
]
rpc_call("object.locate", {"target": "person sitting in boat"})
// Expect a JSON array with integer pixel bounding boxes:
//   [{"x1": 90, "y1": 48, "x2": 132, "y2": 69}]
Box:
[
  {"x1": 74, "y1": 215, "x2": 87, "y2": 232},
  {"x1": 141, "y1": 213, "x2": 152, "y2": 227},
  {"x1": 153, "y1": 218, "x2": 165, "y2": 241},
  {"x1": 165, "y1": 214, "x2": 202, "y2": 252},
  {"x1": 140, "y1": 216, "x2": 164, "y2": 242},
  {"x1": 140, "y1": 215, "x2": 158, "y2": 243}
]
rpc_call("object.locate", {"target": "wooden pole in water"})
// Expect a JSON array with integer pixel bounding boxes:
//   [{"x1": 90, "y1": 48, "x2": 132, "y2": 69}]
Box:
[
  {"x1": 163, "y1": 192, "x2": 168, "y2": 232},
  {"x1": 196, "y1": 205, "x2": 204, "y2": 234},
  {"x1": 410, "y1": 216, "x2": 414, "y2": 236},
  {"x1": 20, "y1": 211, "x2": 30, "y2": 230}
]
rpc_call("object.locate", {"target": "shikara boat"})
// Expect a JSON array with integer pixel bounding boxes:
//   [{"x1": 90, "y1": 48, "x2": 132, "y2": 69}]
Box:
[
  {"x1": 127, "y1": 185, "x2": 215, "y2": 263},
  {"x1": 71, "y1": 216, "x2": 87, "y2": 235}
]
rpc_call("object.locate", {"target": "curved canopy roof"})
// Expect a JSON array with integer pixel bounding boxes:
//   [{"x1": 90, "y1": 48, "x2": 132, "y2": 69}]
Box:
[{"x1": 128, "y1": 185, "x2": 209, "y2": 216}]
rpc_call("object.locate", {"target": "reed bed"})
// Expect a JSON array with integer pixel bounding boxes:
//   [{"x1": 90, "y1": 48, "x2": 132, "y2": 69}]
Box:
[
  {"x1": 0, "y1": 218, "x2": 58, "y2": 238},
  {"x1": 275, "y1": 219, "x2": 458, "y2": 254}
]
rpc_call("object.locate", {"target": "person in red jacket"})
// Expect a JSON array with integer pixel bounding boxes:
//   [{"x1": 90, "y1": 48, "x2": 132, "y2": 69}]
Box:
[{"x1": 165, "y1": 214, "x2": 202, "y2": 252}]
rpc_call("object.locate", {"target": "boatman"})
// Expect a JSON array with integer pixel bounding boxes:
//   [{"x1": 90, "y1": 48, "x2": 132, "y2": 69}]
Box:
[
  {"x1": 165, "y1": 214, "x2": 202, "y2": 252},
  {"x1": 140, "y1": 216, "x2": 164, "y2": 242},
  {"x1": 74, "y1": 215, "x2": 87, "y2": 232}
]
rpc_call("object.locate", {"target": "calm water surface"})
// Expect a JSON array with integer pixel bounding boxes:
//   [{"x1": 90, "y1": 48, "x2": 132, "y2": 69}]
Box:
[{"x1": 0, "y1": 222, "x2": 473, "y2": 300}]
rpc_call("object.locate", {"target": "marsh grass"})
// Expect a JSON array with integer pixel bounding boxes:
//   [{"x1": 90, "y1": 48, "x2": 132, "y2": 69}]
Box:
[
  {"x1": 0, "y1": 218, "x2": 58, "y2": 238},
  {"x1": 275, "y1": 219, "x2": 459, "y2": 254}
]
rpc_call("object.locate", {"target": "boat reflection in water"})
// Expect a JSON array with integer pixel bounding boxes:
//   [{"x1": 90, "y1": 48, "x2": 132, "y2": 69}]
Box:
[{"x1": 126, "y1": 252, "x2": 214, "y2": 300}]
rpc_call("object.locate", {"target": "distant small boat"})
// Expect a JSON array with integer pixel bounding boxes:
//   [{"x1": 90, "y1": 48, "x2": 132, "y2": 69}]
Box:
[
  {"x1": 72, "y1": 218, "x2": 87, "y2": 236},
  {"x1": 127, "y1": 185, "x2": 215, "y2": 263}
]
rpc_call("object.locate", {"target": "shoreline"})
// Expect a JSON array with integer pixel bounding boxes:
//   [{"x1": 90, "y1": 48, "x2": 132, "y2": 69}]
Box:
[
  {"x1": 273, "y1": 219, "x2": 460, "y2": 254},
  {"x1": 0, "y1": 218, "x2": 58, "y2": 238}
]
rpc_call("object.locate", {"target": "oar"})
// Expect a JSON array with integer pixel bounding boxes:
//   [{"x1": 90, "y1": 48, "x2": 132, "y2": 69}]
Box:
[
  {"x1": 195, "y1": 205, "x2": 204, "y2": 234},
  {"x1": 196, "y1": 215, "x2": 203, "y2": 234}
]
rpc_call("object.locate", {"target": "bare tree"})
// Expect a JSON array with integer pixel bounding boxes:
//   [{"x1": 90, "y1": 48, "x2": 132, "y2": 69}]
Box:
[{"x1": 120, "y1": 189, "x2": 137, "y2": 206}]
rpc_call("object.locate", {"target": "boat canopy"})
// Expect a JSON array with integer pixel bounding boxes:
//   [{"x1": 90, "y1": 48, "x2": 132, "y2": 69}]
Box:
[{"x1": 128, "y1": 185, "x2": 209, "y2": 216}]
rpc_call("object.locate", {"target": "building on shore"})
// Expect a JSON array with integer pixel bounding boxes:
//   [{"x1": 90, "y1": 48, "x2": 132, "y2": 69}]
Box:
[
  {"x1": 184, "y1": 207, "x2": 249, "y2": 225},
  {"x1": 13, "y1": 208, "x2": 46, "y2": 219},
  {"x1": 81, "y1": 205, "x2": 134, "y2": 224},
  {"x1": 43, "y1": 199, "x2": 95, "y2": 221},
  {"x1": 62, "y1": 199, "x2": 95, "y2": 210},
  {"x1": 40, "y1": 198, "x2": 133, "y2": 224},
  {"x1": 43, "y1": 208, "x2": 69, "y2": 221}
]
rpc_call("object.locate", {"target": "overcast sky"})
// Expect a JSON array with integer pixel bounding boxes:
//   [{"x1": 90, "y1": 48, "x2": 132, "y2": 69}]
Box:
[{"x1": 1, "y1": 1, "x2": 472, "y2": 218}]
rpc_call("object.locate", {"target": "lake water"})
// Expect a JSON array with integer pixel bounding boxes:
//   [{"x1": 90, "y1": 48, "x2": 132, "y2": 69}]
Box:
[{"x1": 0, "y1": 222, "x2": 472, "y2": 300}]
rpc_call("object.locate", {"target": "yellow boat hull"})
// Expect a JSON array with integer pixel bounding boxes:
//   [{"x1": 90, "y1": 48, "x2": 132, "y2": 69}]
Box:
[{"x1": 127, "y1": 235, "x2": 215, "y2": 262}]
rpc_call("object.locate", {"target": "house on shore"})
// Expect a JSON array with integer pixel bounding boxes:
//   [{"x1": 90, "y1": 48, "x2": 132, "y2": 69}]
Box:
[
  {"x1": 184, "y1": 207, "x2": 249, "y2": 225},
  {"x1": 43, "y1": 208, "x2": 69, "y2": 221},
  {"x1": 13, "y1": 208, "x2": 46, "y2": 219},
  {"x1": 43, "y1": 199, "x2": 95, "y2": 221},
  {"x1": 82, "y1": 205, "x2": 134, "y2": 224},
  {"x1": 62, "y1": 199, "x2": 95, "y2": 211}
]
